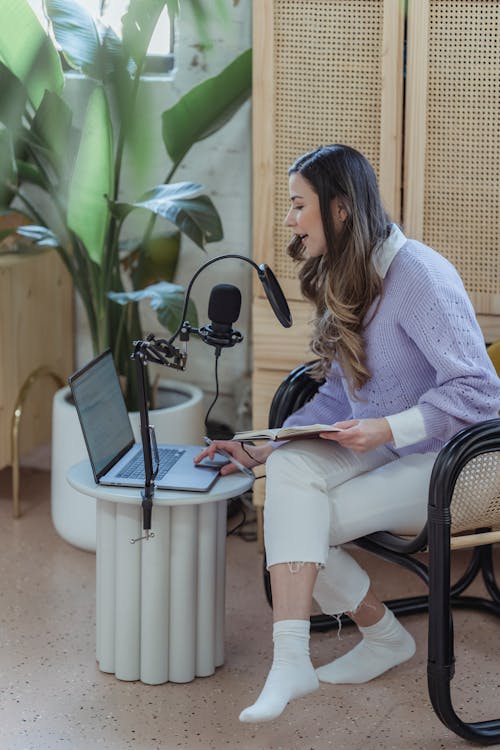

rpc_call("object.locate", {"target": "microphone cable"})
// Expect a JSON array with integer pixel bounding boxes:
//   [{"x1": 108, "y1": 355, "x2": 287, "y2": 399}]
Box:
[
  {"x1": 203, "y1": 348, "x2": 267, "y2": 482},
  {"x1": 227, "y1": 491, "x2": 257, "y2": 541},
  {"x1": 204, "y1": 348, "x2": 221, "y2": 430},
  {"x1": 202, "y1": 349, "x2": 265, "y2": 543}
]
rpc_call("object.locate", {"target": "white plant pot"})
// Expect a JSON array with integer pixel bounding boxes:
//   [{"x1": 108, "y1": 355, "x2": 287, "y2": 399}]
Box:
[{"x1": 51, "y1": 380, "x2": 205, "y2": 552}]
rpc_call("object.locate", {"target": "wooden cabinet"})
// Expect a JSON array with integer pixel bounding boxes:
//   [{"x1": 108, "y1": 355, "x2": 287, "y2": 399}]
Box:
[
  {"x1": 251, "y1": 0, "x2": 500, "y2": 511},
  {"x1": 404, "y1": 0, "x2": 500, "y2": 339},
  {"x1": 0, "y1": 249, "x2": 73, "y2": 470}
]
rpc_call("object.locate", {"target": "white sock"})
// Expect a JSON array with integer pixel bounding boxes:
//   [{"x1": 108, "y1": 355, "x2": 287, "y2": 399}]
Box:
[
  {"x1": 239, "y1": 619, "x2": 319, "y2": 723},
  {"x1": 316, "y1": 606, "x2": 416, "y2": 684}
]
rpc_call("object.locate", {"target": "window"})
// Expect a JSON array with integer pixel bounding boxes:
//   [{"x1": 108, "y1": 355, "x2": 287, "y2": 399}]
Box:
[{"x1": 28, "y1": 0, "x2": 174, "y2": 72}]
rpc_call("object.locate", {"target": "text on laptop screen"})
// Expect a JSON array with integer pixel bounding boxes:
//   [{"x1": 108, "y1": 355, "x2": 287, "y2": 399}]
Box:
[{"x1": 72, "y1": 352, "x2": 135, "y2": 477}]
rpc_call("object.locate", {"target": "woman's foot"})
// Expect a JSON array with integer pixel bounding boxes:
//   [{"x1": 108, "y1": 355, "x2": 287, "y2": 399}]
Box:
[
  {"x1": 316, "y1": 606, "x2": 415, "y2": 684},
  {"x1": 239, "y1": 619, "x2": 319, "y2": 723}
]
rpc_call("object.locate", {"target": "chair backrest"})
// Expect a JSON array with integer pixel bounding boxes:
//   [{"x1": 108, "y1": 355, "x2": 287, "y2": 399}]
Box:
[
  {"x1": 449, "y1": 339, "x2": 500, "y2": 536},
  {"x1": 450, "y1": 450, "x2": 500, "y2": 533},
  {"x1": 268, "y1": 362, "x2": 322, "y2": 429}
]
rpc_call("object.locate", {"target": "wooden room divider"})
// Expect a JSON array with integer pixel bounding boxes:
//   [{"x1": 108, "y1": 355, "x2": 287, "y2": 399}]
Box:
[
  {"x1": 251, "y1": 0, "x2": 500, "y2": 510},
  {"x1": 404, "y1": 0, "x2": 500, "y2": 341}
]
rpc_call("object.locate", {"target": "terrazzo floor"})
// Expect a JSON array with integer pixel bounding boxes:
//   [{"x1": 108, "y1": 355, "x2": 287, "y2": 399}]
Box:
[{"x1": 1, "y1": 462, "x2": 499, "y2": 750}]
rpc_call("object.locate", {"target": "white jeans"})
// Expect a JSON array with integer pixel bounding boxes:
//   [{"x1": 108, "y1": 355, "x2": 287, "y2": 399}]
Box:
[{"x1": 263, "y1": 439, "x2": 437, "y2": 616}]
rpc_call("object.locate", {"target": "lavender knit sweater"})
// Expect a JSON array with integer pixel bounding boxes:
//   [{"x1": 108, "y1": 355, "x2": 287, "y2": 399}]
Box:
[{"x1": 282, "y1": 234, "x2": 500, "y2": 457}]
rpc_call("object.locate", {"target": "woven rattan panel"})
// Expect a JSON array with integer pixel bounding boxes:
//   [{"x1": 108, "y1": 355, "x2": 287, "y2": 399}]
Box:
[
  {"x1": 272, "y1": 0, "x2": 385, "y2": 287},
  {"x1": 450, "y1": 451, "x2": 500, "y2": 533},
  {"x1": 423, "y1": 0, "x2": 500, "y2": 308}
]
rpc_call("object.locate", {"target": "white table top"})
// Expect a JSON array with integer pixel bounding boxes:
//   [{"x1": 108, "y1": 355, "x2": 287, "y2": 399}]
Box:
[{"x1": 67, "y1": 459, "x2": 254, "y2": 507}]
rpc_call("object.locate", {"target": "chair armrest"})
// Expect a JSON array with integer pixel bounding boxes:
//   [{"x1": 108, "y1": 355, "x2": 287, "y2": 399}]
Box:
[{"x1": 362, "y1": 527, "x2": 429, "y2": 554}]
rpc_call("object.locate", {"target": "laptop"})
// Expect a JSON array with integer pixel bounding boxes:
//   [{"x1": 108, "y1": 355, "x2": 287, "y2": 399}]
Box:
[{"x1": 68, "y1": 350, "x2": 220, "y2": 492}]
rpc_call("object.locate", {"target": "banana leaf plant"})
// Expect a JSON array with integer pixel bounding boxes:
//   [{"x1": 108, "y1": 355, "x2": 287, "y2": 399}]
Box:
[{"x1": 0, "y1": 0, "x2": 251, "y2": 408}]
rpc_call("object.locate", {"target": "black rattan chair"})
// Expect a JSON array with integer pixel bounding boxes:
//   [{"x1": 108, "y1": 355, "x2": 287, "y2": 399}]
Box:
[{"x1": 263, "y1": 362, "x2": 500, "y2": 745}]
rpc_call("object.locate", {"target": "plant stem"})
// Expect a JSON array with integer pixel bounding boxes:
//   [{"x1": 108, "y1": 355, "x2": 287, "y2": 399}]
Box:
[
  {"x1": 113, "y1": 302, "x2": 128, "y2": 363},
  {"x1": 13, "y1": 188, "x2": 48, "y2": 226},
  {"x1": 25, "y1": 142, "x2": 69, "y2": 227},
  {"x1": 104, "y1": 54, "x2": 154, "y2": 386},
  {"x1": 112, "y1": 60, "x2": 144, "y2": 201},
  {"x1": 140, "y1": 161, "x2": 179, "y2": 249}
]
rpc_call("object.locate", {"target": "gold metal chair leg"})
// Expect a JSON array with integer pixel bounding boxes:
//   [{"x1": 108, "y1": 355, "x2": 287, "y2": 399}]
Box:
[{"x1": 11, "y1": 367, "x2": 65, "y2": 519}]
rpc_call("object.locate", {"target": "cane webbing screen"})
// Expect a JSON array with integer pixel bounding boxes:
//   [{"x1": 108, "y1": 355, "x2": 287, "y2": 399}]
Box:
[
  {"x1": 409, "y1": 0, "x2": 500, "y2": 314},
  {"x1": 268, "y1": 0, "x2": 395, "y2": 293},
  {"x1": 450, "y1": 451, "x2": 500, "y2": 534}
]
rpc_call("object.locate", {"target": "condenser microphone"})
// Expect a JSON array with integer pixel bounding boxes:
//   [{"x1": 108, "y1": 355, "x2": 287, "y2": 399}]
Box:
[{"x1": 198, "y1": 283, "x2": 243, "y2": 349}]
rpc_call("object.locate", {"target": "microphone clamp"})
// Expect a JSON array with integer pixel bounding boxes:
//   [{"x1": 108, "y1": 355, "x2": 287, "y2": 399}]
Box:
[
  {"x1": 133, "y1": 336, "x2": 187, "y2": 371},
  {"x1": 197, "y1": 325, "x2": 244, "y2": 349}
]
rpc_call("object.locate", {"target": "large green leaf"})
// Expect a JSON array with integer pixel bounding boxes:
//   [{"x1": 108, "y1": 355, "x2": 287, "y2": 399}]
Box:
[
  {"x1": 19, "y1": 128, "x2": 58, "y2": 170},
  {"x1": 161, "y1": 48, "x2": 252, "y2": 168},
  {"x1": 114, "y1": 182, "x2": 223, "y2": 250},
  {"x1": 31, "y1": 91, "x2": 73, "y2": 177},
  {"x1": 96, "y1": 20, "x2": 126, "y2": 79},
  {"x1": 16, "y1": 161, "x2": 48, "y2": 190},
  {"x1": 45, "y1": 0, "x2": 103, "y2": 80},
  {"x1": 121, "y1": 0, "x2": 168, "y2": 66},
  {"x1": 0, "y1": 126, "x2": 17, "y2": 204},
  {"x1": 0, "y1": 64, "x2": 27, "y2": 132},
  {"x1": 67, "y1": 86, "x2": 114, "y2": 265},
  {"x1": 0, "y1": 0, "x2": 63, "y2": 108},
  {"x1": 106, "y1": 64, "x2": 155, "y2": 188},
  {"x1": 108, "y1": 281, "x2": 198, "y2": 334}
]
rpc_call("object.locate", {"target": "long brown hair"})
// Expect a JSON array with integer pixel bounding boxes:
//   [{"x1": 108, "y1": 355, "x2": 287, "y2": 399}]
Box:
[{"x1": 287, "y1": 145, "x2": 390, "y2": 393}]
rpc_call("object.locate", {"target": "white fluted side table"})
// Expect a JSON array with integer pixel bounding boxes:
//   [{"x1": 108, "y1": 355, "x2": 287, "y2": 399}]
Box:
[{"x1": 67, "y1": 461, "x2": 253, "y2": 685}]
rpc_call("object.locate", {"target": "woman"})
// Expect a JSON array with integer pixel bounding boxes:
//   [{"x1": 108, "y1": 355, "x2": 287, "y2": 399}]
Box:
[{"x1": 195, "y1": 145, "x2": 500, "y2": 723}]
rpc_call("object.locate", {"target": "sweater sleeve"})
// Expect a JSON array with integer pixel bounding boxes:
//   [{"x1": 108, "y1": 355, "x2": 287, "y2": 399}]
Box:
[
  {"x1": 399, "y1": 275, "x2": 500, "y2": 444},
  {"x1": 385, "y1": 405, "x2": 427, "y2": 449},
  {"x1": 280, "y1": 365, "x2": 352, "y2": 429}
]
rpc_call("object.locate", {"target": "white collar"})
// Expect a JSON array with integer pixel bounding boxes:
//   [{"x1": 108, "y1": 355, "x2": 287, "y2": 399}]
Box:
[{"x1": 372, "y1": 223, "x2": 407, "y2": 278}]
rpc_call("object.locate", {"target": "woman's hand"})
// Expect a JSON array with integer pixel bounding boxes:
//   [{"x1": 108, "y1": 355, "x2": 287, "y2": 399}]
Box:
[
  {"x1": 319, "y1": 418, "x2": 393, "y2": 453},
  {"x1": 194, "y1": 440, "x2": 273, "y2": 476}
]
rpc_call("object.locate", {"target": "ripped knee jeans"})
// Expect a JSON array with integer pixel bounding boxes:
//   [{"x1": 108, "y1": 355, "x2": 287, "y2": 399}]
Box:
[
  {"x1": 263, "y1": 440, "x2": 433, "y2": 617},
  {"x1": 267, "y1": 549, "x2": 370, "y2": 617}
]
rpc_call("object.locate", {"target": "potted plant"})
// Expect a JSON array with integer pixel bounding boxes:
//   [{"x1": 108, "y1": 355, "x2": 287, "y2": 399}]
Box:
[
  {"x1": 0, "y1": 0, "x2": 251, "y2": 407},
  {"x1": 0, "y1": 0, "x2": 251, "y2": 549}
]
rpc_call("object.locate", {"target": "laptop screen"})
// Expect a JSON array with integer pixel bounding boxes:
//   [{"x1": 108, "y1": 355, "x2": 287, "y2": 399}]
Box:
[{"x1": 69, "y1": 350, "x2": 135, "y2": 479}]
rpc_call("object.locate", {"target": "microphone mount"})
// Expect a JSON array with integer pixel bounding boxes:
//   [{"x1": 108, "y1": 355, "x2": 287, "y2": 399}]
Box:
[
  {"x1": 197, "y1": 324, "x2": 243, "y2": 350},
  {"x1": 133, "y1": 332, "x2": 187, "y2": 371}
]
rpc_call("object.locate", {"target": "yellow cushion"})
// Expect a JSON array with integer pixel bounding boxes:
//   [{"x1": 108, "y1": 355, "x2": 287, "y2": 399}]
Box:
[{"x1": 487, "y1": 340, "x2": 500, "y2": 376}]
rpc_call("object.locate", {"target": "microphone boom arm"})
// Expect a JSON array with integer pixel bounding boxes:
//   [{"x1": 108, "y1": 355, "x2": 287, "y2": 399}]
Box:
[
  {"x1": 167, "y1": 253, "x2": 292, "y2": 347},
  {"x1": 130, "y1": 253, "x2": 291, "y2": 539}
]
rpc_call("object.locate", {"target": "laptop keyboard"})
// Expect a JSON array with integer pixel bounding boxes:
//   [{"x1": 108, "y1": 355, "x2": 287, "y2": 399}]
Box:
[{"x1": 117, "y1": 447, "x2": 186, "y2": 480}]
